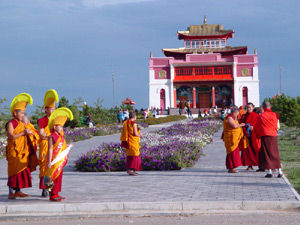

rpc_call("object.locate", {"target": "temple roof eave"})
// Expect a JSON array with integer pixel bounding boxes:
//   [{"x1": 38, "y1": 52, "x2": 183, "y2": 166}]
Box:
[
  {"x1": 162, "y1": 46, "x2": 248, "y2": 57},
  {"x1": 177, "y1": 32, "x2": 234, "y2": 40}
]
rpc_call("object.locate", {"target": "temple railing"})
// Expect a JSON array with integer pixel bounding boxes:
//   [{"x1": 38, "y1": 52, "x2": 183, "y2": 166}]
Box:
[{"x1": 174, "y1": 65, "x2": 233, "y2": 81}]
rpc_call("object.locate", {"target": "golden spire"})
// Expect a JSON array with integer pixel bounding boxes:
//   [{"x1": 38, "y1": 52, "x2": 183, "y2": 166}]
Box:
[
  {"x1": 150, "y1": 51, "x2": 153, "y2": 58},
  {"x1": 204, "y1": 16, "x2": 207, "y2": 25}
]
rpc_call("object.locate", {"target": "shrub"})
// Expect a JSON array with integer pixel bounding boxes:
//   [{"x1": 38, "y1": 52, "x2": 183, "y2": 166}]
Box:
[{"x1": 265, "y1": 94, "x2": 300, "y2": 127}]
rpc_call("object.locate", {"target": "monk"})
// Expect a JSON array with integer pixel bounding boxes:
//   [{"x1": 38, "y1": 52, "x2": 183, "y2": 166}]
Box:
[
  {"x1": 6, "y1": 93, "x2": 33, "y2": 199},
  {"x1": 238, "y1": 106, "x2": 246, "y2": 121},
  {"x1": 120, "y1": 112, "x2": 143, "y2": 176},
  {"x1": 22, "y1": 116, "x2": 40, "y2": 173},
  {"x1": 239, "y1": 103, "x2": 259, "y2": 171},
  {"x1": 222, "y1": 106, "x2": 245, "y2": 173},
  {"x1": 38, "y1": 89, "x2": 59, "y2": 197},
  {"x1": 44, "y1": 107, "x2": 73, "y2": 201},
  {"x1": 254, "y1": 102, "x2": 282, "y2": 178}
]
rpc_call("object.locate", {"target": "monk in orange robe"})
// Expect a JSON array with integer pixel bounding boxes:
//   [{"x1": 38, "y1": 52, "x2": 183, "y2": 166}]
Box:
[
  {"x1": 22, "y1": 116, "x2": 40, "y2": 173},
  {"x1": 254, "y1": 102, "x2": 282, "y2": 178},
  {"x1": 6, "y1": 93, "x2": 33, "y2": 199},
  {"x1": 237, "y1": 106, "x2": 246, "y2": 121},
  {"x1": 239, "y1": 103, "x2": 259, "y2": 171},
  {"x1": 44, "y1": 107, "x2": 73, "y2": 201},
  {"x1": 38, "y1": 89, "x2": 59, "y2": 197},
  {"x1": 222, "y1": 106, "x2": 245, "y2": 173},
  {"x1": 120, "y1": 112, "x2": 143, "y2": 176}
]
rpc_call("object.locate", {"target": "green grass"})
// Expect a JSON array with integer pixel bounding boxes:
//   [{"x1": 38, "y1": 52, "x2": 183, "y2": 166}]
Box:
[{"x1": 278, "y1": 124, "x2": 300, "y2": 194}]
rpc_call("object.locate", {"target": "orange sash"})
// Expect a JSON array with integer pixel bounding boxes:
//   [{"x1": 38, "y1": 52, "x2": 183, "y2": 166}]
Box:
[
  {"x1": 6, "y1": 121, "x2": 29, "y2": 177},
  {"x1": 38, "y1": 125, "x2": 51, "y2": 178},
  {"x1": 120, "y1": 120, "x2": 140, "y2": 156},
  {"x1": 222, "y1": 117, "x2": 244, "y2": 155},
  {"x1": 25, "y1": 123, "x2": 40, "y2": 172},
  {"x1": 44, "y1": 133, "x2": 68, "y2": 180}
]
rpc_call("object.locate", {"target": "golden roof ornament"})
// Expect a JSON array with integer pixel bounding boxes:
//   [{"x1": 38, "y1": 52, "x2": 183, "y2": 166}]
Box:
[
  {"x1": 150, "y1": 51, "x2": 153, "y2": 58},
  {"x1": 254, "y1": 48, "x2": 257, "y2": 54},
  {"x1": 204, "y1": 16, "x2": 207, "y2": 25}
]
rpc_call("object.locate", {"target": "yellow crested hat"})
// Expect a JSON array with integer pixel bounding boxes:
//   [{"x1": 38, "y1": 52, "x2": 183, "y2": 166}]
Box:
[
  {"x1": 48, "y1": 107, "x2": 73, "y2": 130},
  {"x1": 44, "y1": 89, "x2": 59, "y2": 108},
  {"x1": 10, "y1": 93, "x2": 33, "y2": 115}
]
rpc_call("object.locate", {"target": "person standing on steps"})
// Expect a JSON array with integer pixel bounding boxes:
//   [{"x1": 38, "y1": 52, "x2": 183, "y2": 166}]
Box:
[
  {"x1": 222, "y1": 106, "x2": 245, "y2": 173},
  {"x1": 120, "y1": 112, "x2": 143, "y2": 176}
]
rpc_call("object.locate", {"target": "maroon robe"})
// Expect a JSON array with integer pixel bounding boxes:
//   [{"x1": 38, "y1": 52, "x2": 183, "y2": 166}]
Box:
[
  {"x1": 240, "y1": 111, "x2": 259, "y2": 166},
  {"x1": 254, "y1": 109, "x2": 281, "y2": 169},
  {"x1": 226, "y1": 146, "x2": 243, "y2": 169}
]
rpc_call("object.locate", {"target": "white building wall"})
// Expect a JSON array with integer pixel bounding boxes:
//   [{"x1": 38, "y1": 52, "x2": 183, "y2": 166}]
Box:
[
  {"x1": 149, "y1": 69, "x2": 172, "y2": 109},
  {"x1": 234, "y1": 65, "x2": 260, "y2": 107}
]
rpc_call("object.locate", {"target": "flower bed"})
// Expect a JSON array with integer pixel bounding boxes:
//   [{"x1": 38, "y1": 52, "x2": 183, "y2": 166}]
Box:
[
  {"x1": 64, "y1": 124, "x2": 121, "y2": 143},
  {"x1": 137, "y1": 115, "x2": 186, "y2": 126},
  {"x1": 65, "y1": 122, "x2": 149, "y2": 143},
  {"x1": 75, "y1": 119, "x2": 222, "y2": 172}
]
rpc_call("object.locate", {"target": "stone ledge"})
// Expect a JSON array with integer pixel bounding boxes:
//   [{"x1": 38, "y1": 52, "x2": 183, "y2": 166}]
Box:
[{"x1": 1, "y1": 201, "x2": 299, "y2": 217}]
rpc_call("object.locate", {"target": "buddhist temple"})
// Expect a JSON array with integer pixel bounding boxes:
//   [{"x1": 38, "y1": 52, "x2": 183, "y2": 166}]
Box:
[{"x1": 149, "y1": 17, "x2": 259, "y2": 112}]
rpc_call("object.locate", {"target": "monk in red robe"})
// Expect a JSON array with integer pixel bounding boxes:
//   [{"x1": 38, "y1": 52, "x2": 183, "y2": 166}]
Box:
[
  {"x1": 45, "y1": 107, "x2": 73, "y2": 201},
  {"x1": 222, "y1": 106, "x2": 245, "y2": 173},
  {"x1": 239, "y1": 103, "x2": 259, "y2": 170},
  {"x1": 38, "y1": 89, "x2": 59, "y2": 197},
  {"x1": 6, "y1": 93, "x2": 33, "y2": 199},
  {"x1": 254, "y1": 102, "x2": 282, "y2": 178}
]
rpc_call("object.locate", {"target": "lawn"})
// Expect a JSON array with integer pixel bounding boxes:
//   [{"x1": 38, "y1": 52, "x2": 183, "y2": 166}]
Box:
[{"x1": 278, "y1": 124, "x2": 300, "y2": 194}]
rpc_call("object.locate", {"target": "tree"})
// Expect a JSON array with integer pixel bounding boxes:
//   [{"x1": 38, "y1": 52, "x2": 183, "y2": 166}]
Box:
[
  {"x1": 58, "y1": 96, "x2": 69, "y2": 108},
  {"x1": 265, "y1": 94, "x2": 300, "y2": 127}
]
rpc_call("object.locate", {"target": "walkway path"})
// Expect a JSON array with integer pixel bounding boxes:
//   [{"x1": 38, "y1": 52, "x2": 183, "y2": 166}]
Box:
[{"x1": 0, "y1": 121, "x2": 299, "y2": 216}]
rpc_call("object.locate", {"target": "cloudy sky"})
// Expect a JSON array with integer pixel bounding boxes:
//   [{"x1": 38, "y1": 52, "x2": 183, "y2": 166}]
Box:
[{"x1": 0, "y1": 0, "x2": 299, "y2": 110}]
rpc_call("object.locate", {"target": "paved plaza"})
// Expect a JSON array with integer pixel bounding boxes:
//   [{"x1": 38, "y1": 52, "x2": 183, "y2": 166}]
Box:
[{"x1": 0, "y1": 121, "x2": 299, "y2": 216}]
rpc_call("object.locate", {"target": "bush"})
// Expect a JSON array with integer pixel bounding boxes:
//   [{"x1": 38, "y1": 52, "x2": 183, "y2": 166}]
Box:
[{"x1": 265, "y1": 94, "x2": 300, "y2": 127}]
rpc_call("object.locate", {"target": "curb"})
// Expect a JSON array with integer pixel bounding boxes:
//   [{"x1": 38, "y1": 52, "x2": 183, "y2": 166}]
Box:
[
  {"x1": 282, "y1": 174, "x2": 300, "y2": 201},
  {"x1": 0, "y1": 201, "x2": 299, "y2": 218}
]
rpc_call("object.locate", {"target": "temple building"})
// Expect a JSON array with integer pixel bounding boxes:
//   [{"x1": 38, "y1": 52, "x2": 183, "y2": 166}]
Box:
[{"x1": 149, "y1": 17, "x2": 259, "y2": 112}]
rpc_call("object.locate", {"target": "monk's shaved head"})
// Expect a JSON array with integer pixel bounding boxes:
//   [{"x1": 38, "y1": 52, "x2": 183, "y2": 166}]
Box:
[{"x1": 262, "y1": 101, "x2": 271, "y2": 109}]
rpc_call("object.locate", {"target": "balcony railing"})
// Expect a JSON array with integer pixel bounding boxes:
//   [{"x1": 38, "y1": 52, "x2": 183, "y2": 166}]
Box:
[{"x1": 174, "y1": 65, "x2": 233, "y2": 81}]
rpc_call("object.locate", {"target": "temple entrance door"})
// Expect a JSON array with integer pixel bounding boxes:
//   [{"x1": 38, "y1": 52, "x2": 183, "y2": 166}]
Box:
[
  {"x1": 242, "y1": 87, "x2": 248, "y2": 106},
  {"x1": 199, "y1": 93, "x2": 210, "y2": 108},
  {"x1": 160, "y1": 89, "x2": 166, "y2": 111}
]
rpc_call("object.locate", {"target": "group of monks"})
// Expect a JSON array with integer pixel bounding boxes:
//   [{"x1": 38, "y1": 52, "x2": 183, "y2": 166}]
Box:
[
  {"x1": 223, "y1": 102, "x2": 282, "y2": 178},
  {"x1": 5, "y1": 90, "x2": 73, "y2": 201}
]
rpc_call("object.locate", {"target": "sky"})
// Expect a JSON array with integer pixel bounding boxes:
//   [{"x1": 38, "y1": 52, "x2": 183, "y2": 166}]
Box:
[{"x1": 0, "y1": 0, "x2": 299, "y2": 111}]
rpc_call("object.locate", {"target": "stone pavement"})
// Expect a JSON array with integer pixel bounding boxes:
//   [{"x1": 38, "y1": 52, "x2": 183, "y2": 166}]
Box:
[{"x1": 0, "y1": 121, "x2": 299, "y2": 216}]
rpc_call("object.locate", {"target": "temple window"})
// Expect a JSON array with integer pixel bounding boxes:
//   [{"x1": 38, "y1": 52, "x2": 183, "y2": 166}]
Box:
[
  {"x1": 191, "y1": 40, "x2": 200, "y2": 48},
  {"x1": 201, "y1": 40, "x2": 209, "y2": 48},
  {"x1": 221, "y1": 39, "x2": 226, "y2": 47},
  {"x1": 185, "y1": 40, "x2": 191, "y2": 48}
]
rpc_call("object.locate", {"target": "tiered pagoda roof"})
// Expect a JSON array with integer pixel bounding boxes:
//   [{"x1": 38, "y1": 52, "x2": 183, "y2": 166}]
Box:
[
  {"x1": 177, "y1": 24, "x2": 234, "y2": 39},
  {"x1": 162, "y1": 18, "x2": 247, "y2": 59}
]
